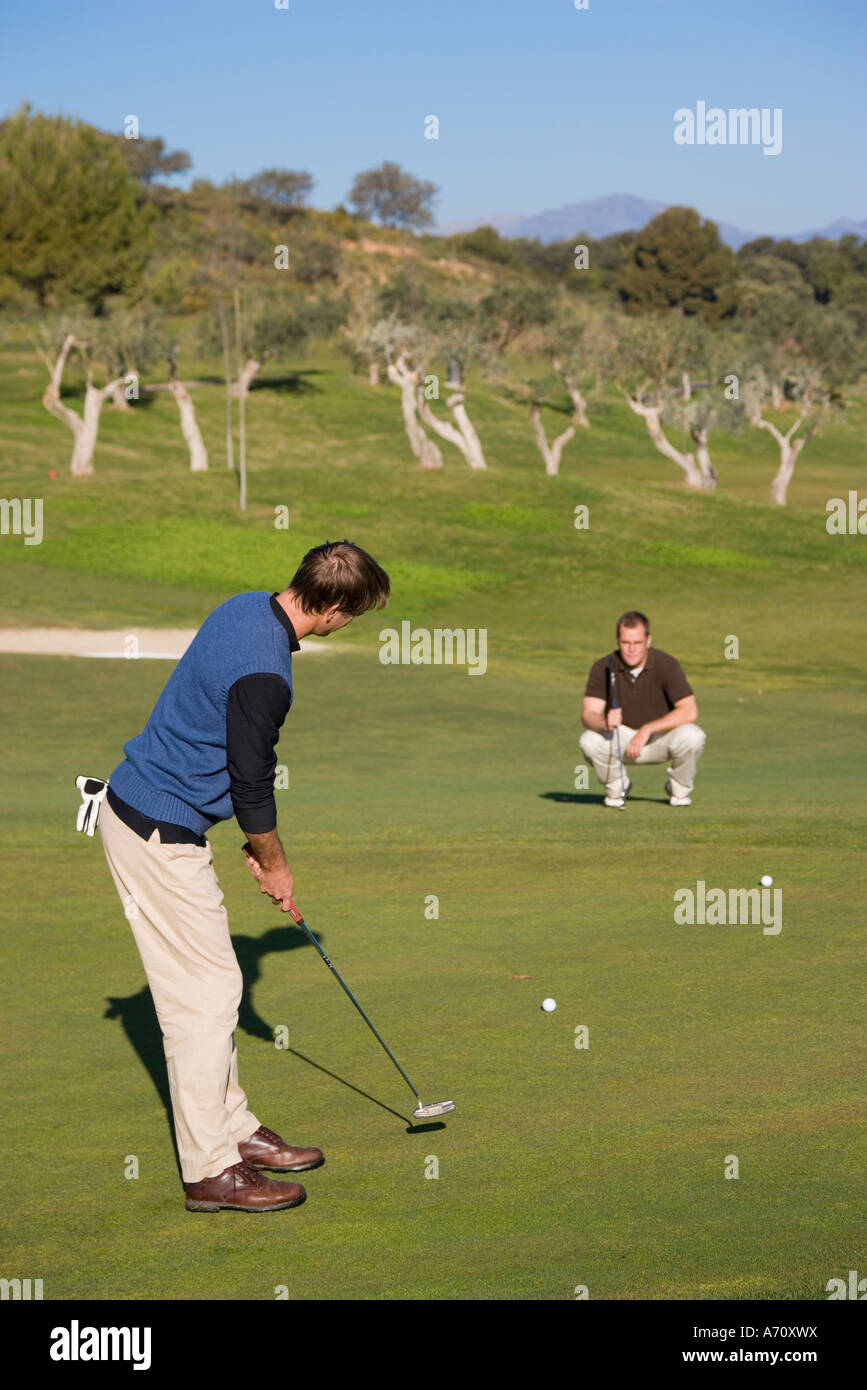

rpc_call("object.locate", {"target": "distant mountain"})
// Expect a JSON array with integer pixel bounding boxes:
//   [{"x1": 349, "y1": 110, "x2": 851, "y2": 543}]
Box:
[
  {"x1": 434, "y1": 194, "x2": 864, "y2": 250},
  {"x1": 509, "y1": 194, "x2": 668, "y2": 242},
  {"x1": 790, "y1": 217, "x2": 867, "y2": 243},
  {"x1": 436, "y1": 194, "x2": 665, "y2": 242},
  {"x1": 434, "y1": 194, "x2": 758, "y2": 247}
]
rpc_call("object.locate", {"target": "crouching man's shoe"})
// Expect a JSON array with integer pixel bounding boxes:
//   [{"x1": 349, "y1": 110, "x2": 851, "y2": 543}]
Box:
[
  {"x1": 665, "y1": 778, "x2": 692, "y2": 807},
  {"x1": 238, "y1": 1123, "x2": 325, "y2": 1173},
  {"x1": 604, "y1": 777, "x2": 631, "y2": 808},
  {"x1": 185, "y1": 1159, "x2": 306, "y2": 1213}
]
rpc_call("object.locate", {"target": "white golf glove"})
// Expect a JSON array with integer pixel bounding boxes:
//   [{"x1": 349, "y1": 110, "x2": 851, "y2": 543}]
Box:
[{"x1": 75, "y1": 775, "x2": 108, "y2": 836}]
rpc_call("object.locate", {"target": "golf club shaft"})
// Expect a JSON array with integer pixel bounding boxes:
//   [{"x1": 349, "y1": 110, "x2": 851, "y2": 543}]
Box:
[
  {"x1": 614, "y1": 722, "x2": 625, "y2": 786},
  {"x1": 287, "y1": 904, "x2": 422, "y2": 1106},
  {"x1": 608, "y1": 660, "x2": 627, "y2": 794}
]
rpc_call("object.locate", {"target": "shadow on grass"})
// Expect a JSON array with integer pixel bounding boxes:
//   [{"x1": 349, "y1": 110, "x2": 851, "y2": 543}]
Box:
[
  {"x1": 249, "y1": 371, "x2": 328, "y2": 395},
  {"x1": 233, "y1": 924, "x2": 314, "y2": 1040},
  {"x1": 499, "y1": 381, "x2": 576, "y2": 419},
  {"x1": 287, "y1": 1048, "x2": 421, "y2": 1130},
  {"x1": 103, "y1": 921, "x2": 424, "y2": 1176},
  {"x1": 95, "y1": 368, "x2": 330, "y2": 400},
  {"x1": 178, "y1": 370, "x2": 330, "y2": 395},
  {"x1": 104, "y1": 985, "x2": 177, "y2": 1167},
  {"x1": 104, "y1": 924, "x2": 312, "y2": 1177},
  {"x1": 540, "y1": 790, "x2": 664, "y2": 805},
  {"x1": 57, "y1": 385, "x2": 160, "y2": 409}
]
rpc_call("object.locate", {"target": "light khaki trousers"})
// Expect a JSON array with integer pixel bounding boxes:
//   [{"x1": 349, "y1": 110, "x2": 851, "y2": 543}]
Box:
[
  {"x1": 579, "y1": 722, "x2": 706, "y2": 800},
  {"x1": 99, "y1": 797, "x2": 260, "y2": 1182}
]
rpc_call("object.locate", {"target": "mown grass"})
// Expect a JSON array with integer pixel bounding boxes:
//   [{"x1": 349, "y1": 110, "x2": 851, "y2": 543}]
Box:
[{"x1": 0, "y1": 339, "x2": 863, "y2": 1299}]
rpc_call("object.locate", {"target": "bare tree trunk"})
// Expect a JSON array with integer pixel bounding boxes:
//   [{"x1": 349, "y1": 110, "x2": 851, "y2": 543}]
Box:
[
  {"x1": 418, "y1": 383, "x2": 487, "y2": 470},
  {"x1": 770, "y1": 381, "x2": 784, "y2": 409},
  {"x1": 417, "y1": 438, "x2": 443, "y2": 469},
  {"x1": 553, "y1": 358, "x2": 590, "y2": 427},
  {"x1": 566, "y1": 385, "x2": 590, "y2": 428},
  {"x1": 391, "y1": 360, "x2": 426, "y2": 453},
  {"x1": 753, "y1": 407, "x2": 812, "y2": 504},
  {"x1": 109, "y1": 379, "x2": 132, "y2": 410},
  {"x1": 41, "y1": 336, "x2": 122, "y2": 477},
  {"x1": 689, "y1": 425, "x2": 717, "y2": 489},
  {"x1": 218, "y1": 297, "x2": 234, "y2": 470},
  {"x1": 43, "y1": 332, "x2": 76, "y2": 398},
  {"x1": 417, "y1": 392, "x2": 465, "y2": 454},
  {"x1": 681, "y1": 371, "x2": 692, "y2": 402},
  {"x1": 368, "y1": 361, "x2": 380, "y2": 386},
  {"x1": 231, "y1": 357, "x2": 263, "y2": 399},
  {"x1": 447, "y1": 393, "x2": 487, "y2": 469},
  {"x1": 234, "y1": 288, "x2": 247, "y2": 511},
  {"x1": 386, "y1": 354, "x2": 443, "y2": 468},
  {"x1": 619, "y1": 388, "x2": 708, "y2": 489},
  {"x1": 769, "y1": 440, "x2": 806, "y2": 504},
  {"x1": 531, "y1": 407, "x2": 576, "y2": 476},
  {"x1": 169, "y1": 380, "x2": 208, "y2": 471}
]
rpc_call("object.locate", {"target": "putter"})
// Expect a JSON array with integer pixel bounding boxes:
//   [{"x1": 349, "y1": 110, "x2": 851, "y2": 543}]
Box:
[
  {"x1": 243, "y1": 848, "x2": 455, "y2": 1121},
  {"x1": 607, "y1": 657, "x2": 628, "y2": 809},
  {"x1": 286, "y1": 901, "x2": 455, "y2": 1121}
]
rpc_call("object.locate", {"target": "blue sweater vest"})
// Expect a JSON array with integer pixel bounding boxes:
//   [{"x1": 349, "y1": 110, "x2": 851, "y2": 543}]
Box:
[{"x1": 109, "y1": 592, "x2": 295, "y2": 835}]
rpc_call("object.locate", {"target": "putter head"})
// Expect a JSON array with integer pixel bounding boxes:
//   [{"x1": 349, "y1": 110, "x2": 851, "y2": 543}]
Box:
[{"x1": 413, "y1": 1100, "x2": 455, "y2": 1119}]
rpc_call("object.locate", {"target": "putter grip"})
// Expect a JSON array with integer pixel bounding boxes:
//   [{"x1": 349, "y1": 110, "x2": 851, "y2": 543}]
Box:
[
  {"x1": 608, "y1": 663, "x2": 619, "y2": 709},
  {"x1": 290, "y1": 906, "x2": 334, "y2": 966}
]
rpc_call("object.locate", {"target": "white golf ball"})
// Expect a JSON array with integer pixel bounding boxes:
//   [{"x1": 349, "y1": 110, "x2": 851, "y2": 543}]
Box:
[
  {"x1": 541, "y1": 998, "x2": 557, "y2": 1012},
  {"x1": 760, "y1": 875, "x2": 773, "y2": 887}
]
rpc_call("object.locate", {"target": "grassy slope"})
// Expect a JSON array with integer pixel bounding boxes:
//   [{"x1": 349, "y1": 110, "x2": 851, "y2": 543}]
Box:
[{"x1": 0, "y1": 341, "x2": 864, "y2": 1299}]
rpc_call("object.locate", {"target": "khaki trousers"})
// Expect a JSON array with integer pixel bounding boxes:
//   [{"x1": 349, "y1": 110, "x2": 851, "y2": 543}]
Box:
[
  {"x1": 99, "y1": 797, "x2": 260, "y2": 1182},
  {"x1": 579, "y1": 722, "x2": 706, "y2": 800}
]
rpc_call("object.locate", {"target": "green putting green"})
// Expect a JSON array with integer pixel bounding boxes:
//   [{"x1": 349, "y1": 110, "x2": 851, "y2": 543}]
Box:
[{"x1": 0, "y1": 346, "x2": 863, "y2": 1299}]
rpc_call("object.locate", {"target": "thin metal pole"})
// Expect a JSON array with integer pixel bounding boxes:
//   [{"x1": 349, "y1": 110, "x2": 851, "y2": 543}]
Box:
[
  {"x1": 218, "y1": 296, "x2": 234, "y2": 471},
  {"x1": 608, "y1": 658, "x2": 627, "y2": 800},
  {"x1": 233, "y1": 285, "x2": 246, "y2": 511}
]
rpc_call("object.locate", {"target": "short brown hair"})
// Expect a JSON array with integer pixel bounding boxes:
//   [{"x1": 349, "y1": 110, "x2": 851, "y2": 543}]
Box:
[
  {"x1": 287, "y1": 541, "x2": 390, "y2": 617},
  {"x1": 617, "y1": 610, "x2": 650, "y2": 636}
]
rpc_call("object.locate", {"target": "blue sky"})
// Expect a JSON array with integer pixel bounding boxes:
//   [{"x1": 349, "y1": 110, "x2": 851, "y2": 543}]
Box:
[{"x1": 2, "y1": 0, "x2": 864, "y2": 236}]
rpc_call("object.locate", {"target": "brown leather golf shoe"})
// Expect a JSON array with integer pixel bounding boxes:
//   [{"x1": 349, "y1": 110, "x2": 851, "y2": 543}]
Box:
[
  {"x1": 185, "y1": 1159, "x2": 306, "y2": 1213},
  {"x1": 238, "y1": 1124, "x2": 325, "y2": 1173}
]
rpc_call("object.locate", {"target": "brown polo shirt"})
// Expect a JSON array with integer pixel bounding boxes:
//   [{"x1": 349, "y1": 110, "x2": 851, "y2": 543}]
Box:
[{"x1": 585, "y1": 648, "x2": 693, "y2": 727}]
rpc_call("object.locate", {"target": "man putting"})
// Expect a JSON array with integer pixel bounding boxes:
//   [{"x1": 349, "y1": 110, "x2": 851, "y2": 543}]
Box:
[
  {"x1": 98, "y1": 541, "x2": 390, "y2": 1212},
  {"x1": 580, "y1": 611, "x2": 705, "y2": 807}
]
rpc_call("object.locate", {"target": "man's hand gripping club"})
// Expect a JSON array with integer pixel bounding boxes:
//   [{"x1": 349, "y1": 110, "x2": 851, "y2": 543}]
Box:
[{"x1": 242, "y1": 829, "x2": 295, "y2": 911}]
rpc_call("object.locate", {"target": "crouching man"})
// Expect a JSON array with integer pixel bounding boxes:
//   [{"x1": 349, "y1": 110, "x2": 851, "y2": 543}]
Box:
[{"x1": 579, "y1": 611, "x2": 706, "y2": 807}]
